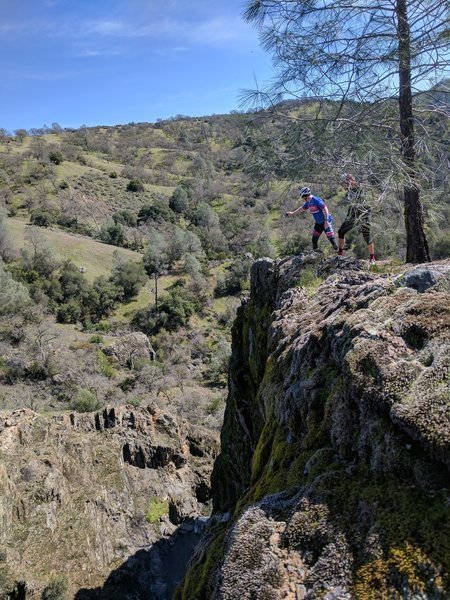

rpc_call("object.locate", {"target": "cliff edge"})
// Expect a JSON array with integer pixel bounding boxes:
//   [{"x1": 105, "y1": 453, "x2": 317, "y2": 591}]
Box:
[{"x1": 176, "y1": 255, "x2": 450, "y2": 600}]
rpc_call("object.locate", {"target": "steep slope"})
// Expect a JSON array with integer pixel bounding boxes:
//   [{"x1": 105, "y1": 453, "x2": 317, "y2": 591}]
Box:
[
  {"x1": 176, "y1": 255, "x2": 450, "y2": 600},
  {"x1": 0, "y1": 404, "x2": 218, "y2": 599}
]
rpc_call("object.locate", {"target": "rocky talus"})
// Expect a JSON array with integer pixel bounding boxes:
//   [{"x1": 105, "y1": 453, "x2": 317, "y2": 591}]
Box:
[
  {"x1": 176, "y1": 255, "x2": 450, "y2": 600},
  {"x1": 0, "y1": 404, "x2": 218, "y2": 599}
]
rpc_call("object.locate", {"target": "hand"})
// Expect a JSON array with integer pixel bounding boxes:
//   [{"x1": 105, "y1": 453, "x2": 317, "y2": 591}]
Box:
[{"x1": 285, "y1": 212, "x2": 292, "y2": 217}]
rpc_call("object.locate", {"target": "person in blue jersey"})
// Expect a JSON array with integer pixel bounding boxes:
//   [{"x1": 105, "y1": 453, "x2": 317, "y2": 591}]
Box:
[{"x1": 285, "y1": 186, "x2": 338, "y2": 252}]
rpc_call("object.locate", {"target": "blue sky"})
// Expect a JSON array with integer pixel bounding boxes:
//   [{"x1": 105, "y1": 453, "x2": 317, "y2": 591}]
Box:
[{"x1": 0, "y1": 0, "x2": 274, "y2": 132}]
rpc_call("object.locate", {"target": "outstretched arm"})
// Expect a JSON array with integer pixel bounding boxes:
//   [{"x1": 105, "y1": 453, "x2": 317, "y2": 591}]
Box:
[{"x1": 285, "y1": 206, "x2": 307, "y2": 217}]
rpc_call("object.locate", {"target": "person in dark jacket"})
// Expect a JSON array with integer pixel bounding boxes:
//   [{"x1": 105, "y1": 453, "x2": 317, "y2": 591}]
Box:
[{"x1": 337, "y1": 173, "x2": 376, "y2": 263}]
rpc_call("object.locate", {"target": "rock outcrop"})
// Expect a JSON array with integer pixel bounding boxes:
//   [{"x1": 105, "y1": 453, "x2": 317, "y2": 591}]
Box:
[
  {"x1": 0, "y1": 404, "x2": 218, "y2": 598},
  {"x1": 104, "y1": 332, "x2": 156, "y2": 366},
  {"x1": 176, "y1": 255, "x2": 450, "y2": 600}
]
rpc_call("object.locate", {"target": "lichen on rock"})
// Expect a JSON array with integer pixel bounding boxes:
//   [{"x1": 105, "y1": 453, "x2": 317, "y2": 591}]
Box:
[{"x1": 178, "y1": 256, "x2": 450, "y2": 599}]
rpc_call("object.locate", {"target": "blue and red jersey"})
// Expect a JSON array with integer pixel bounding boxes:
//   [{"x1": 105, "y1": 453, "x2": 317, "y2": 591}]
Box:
[{"x1": 302, "y1": 196, "x2": 328, "y2": 224}]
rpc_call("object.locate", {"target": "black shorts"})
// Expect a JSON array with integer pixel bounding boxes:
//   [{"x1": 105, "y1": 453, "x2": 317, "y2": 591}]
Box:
[{"x1": 338, "y1": 205, "x2": 372, "y2": 244}]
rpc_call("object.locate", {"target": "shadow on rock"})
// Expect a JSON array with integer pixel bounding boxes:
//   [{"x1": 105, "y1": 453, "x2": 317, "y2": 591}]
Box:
[{"x1": 74, "y1": 518, "x2": 208, "y2": 600}]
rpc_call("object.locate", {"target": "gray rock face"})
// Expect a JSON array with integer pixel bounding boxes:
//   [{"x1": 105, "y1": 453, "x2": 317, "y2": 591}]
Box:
[
  {"x1": 396, "y1": 261, "x2": 450, "y2": 292},
  {"x1": 0, "y1": 404, "x2": 218, "y2": 597},
  {"x1": 181, "y1": 256, "x2": 450, "y2": 600}
]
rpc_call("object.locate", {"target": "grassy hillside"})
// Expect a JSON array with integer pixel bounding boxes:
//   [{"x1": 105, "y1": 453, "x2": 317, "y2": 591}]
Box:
[{"x1": 7, "y1": 217, "x2": 142, "y2": 281}]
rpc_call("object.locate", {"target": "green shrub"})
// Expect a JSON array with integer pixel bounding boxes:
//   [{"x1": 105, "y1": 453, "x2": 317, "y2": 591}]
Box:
[
  {"x1": 112, "y1": 209, "x2": 137, "y2": 227},
  {"x1": 119, "y1": 376, "x2": 136, "y2": 392},
  {"x1": 127, "y1": 396, "x2": 142, "y2": 407},
  {"x1": 70, "y1": 387, "x2": 100, "y2": 412},
  {"x1": 297, "y1": 267, "x2": 323, "y2": 296},
  {"x1": 56, "y1": 300, "x2": 82, "y2": 324},
  {"x1": 30, "y1": 210, "x2": 56, "y2": 228},
  {"x1": 431, "y1": 232, "x2": 450, "y2": 259},
  {"x1": 98, "y1": 221, "x2": 126, "y2": 247},
  {"x1": 214, "y1": 258, "x2": 252, "y2": 296},
  {"x1": 41, "y1": 575, "x2": 68, "y2": 600},
  {"x1": 27, "y1": 359, "x2": 58, "y2": 381},
  {"x1": 169, "y1": 186, "x2": 190, "y2": 214},
  {"x1": 127, "y1": 179, "x2": 145, "y2": 192},
  {"x1": 206, "y1": 396, "x2": 223, "y2": 415},
  {"x1": 138, "y1": 202, "x2": 175, "y2": 224},
  {"x1": 48, "y1": 150, "x2": 64, "y2": 165},
  {"x1": 0, "y1": 262, "x2": 31, "y2": 315},
  {"x1": 274, "y1": 228, "x2": 310, "y2": 256},
  {"x1": 110, "y1": 257, "x2": 147, "y2": 300},
  {"x1": 132, "y1": 281, "x2": 198, "y2": 335},
  {"x1": 57, "y1": 214, "x2": 78, "y2": 229},
  {"x1": 96, "y1": 350, "x2": 115, "y2": 378},
  {"x1": 146, "y1": 497, "x2": 169, "y2": 523},
  {"x1": 89, "y1": 334, "x2": 104, "y2": 344}
]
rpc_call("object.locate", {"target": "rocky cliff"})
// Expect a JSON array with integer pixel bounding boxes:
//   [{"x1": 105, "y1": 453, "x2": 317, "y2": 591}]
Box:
[
  {"x1": 0, "y1": 404, "x2": 218, "y2": 599},
  {"x1": 176, "y1": 255, "x2": 450, "y2": 600}
]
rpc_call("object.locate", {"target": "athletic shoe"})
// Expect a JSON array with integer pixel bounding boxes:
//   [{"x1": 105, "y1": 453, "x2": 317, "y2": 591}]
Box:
[
  {"x1": 369, "y1": 256, "x2": 376, "y2": 264},
  {"x1": 337, "y1": 249, "x2": 344, "y2": 256}
]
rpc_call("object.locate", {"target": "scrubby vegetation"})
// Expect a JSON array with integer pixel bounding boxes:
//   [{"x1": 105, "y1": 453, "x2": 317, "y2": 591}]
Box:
[{"x1": 0, "y1": 100, "x2": 448, "y2": 426}]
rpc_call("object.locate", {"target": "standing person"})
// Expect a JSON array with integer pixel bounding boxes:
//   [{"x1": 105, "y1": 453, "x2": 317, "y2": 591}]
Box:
[
  {"x1": 285, "y1": 186, "x2": 338, "y2": 252},
  {"x1": 337, "y1": 173, "x2": 376, "y2": 263}
]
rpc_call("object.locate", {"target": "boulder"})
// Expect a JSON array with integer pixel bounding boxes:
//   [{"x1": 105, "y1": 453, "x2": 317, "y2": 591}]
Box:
[
  {"x1": 104, "y1": 332, "x2": 156, "y2": 367},
  {"x1": 397, "y1": 262, "x2": 450, "y2": 292}
]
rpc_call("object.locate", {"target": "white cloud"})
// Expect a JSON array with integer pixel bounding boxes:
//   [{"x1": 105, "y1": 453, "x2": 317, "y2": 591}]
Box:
[
  {"x1": 187, "y1": 16, "x2": 251, "y2": 44},
  {"x1": 0, "y1": 8, "x2": 258, "y2": 54},
  {"x1": 74, "y1": 47, "x2": 124, "y2": 57},
  {"x1": 84, "y1": 20, "x2": 127, "y2": 36},
  {"x1": 78, "y1": 14, "x2": 258, "y2": 49}
]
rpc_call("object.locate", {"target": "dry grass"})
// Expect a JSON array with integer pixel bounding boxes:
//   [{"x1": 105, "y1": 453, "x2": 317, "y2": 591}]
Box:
[{"x1": 55, "y1": 162, "x2": 98, "y2": 178}]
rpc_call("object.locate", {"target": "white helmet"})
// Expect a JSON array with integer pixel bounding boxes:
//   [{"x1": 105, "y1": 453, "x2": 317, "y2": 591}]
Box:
[{"x1": 299, "y1": 186, "x2": 311, "y2": 197}]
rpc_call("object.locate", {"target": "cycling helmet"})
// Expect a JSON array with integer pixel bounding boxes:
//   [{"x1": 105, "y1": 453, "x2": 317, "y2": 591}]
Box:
[{"x1": 299, "y1": 186, "x2": 311, "y2": 197}]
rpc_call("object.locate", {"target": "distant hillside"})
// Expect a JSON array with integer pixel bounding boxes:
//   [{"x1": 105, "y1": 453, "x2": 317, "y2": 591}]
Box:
[
  {"x1": 1, "y1": 101, "x2": 448, "y2": 265},
  {"x1": 7, "y1": 217, "x2": 142, "y2": 281}
]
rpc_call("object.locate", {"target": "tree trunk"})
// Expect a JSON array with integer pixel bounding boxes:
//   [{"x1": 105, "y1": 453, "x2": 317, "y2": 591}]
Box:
[
  {"x1": 404, "y1": 186, "x2": 430, "y2": 263},
  {"x1": 396, "y1": 0, "x2": 430, "y2": 263}
]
